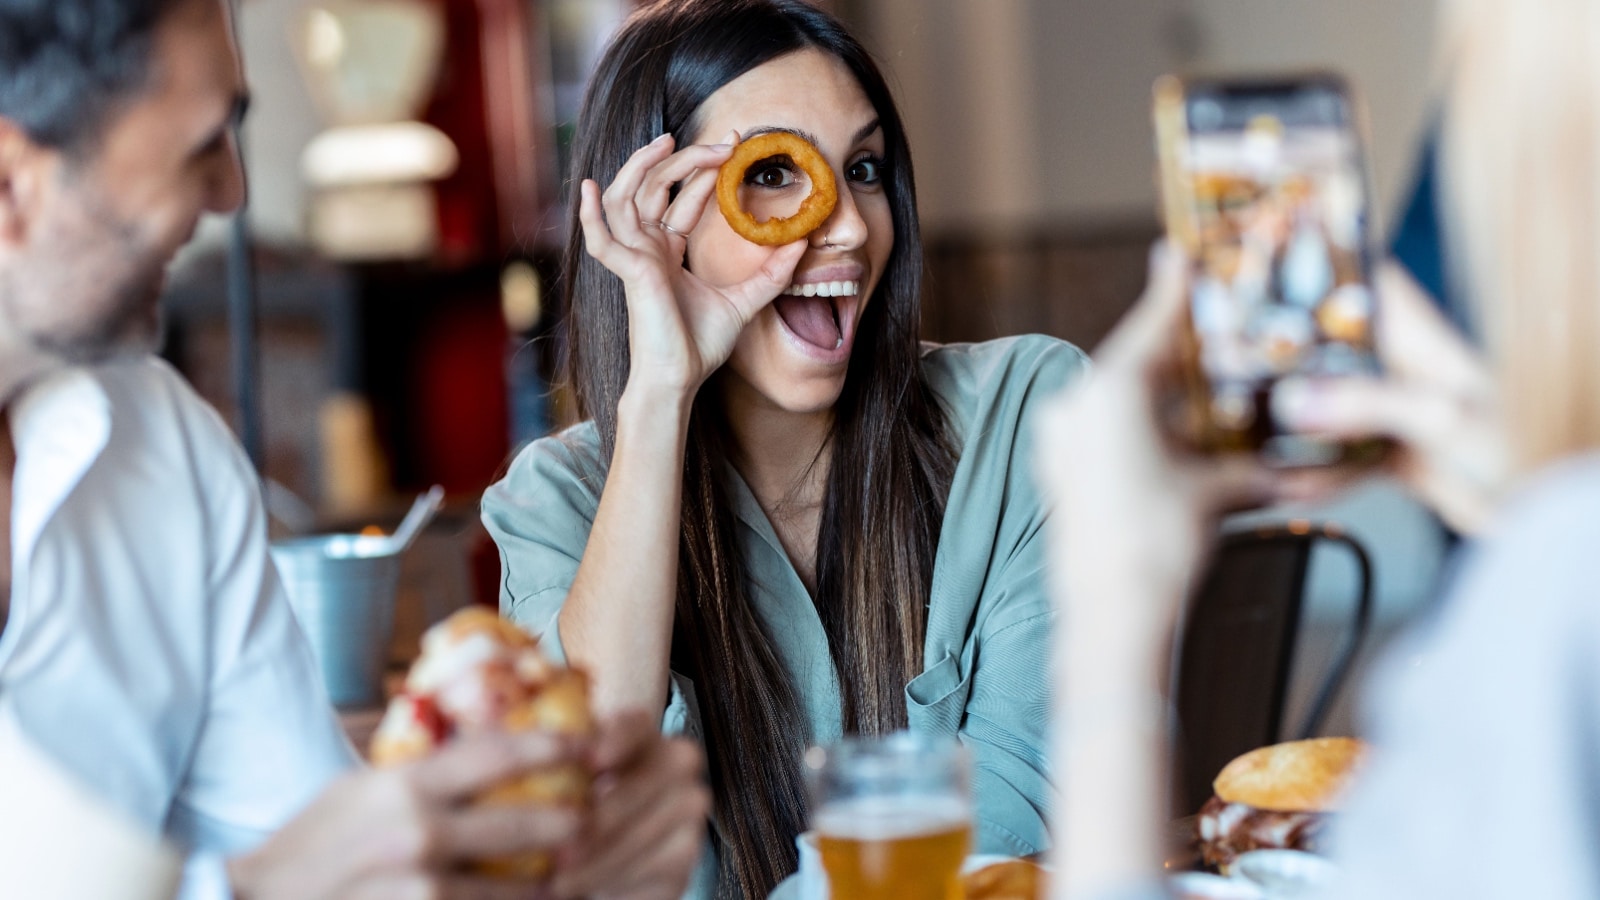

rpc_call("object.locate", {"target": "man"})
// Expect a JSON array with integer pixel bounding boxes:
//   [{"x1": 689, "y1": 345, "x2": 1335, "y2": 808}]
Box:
[{"x1": 0, "y1": 1, "x2": 709, "y2": 898}]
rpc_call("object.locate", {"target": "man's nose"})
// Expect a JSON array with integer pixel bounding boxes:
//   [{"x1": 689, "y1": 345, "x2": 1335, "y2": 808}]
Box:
[{"x1": 208, "y1": 133, "x2": 246, "y2": 215}]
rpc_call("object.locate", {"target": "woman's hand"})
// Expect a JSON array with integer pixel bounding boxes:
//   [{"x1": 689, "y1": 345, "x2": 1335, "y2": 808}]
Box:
[
  {"x1": 227, "y1": 731, "x2": 587, "y2": 900},
  {"x1": 1273, "y1": 264, "x2": 1508, "y2": 534},
  {"x1": 1041, "y1": 246, "x2": 1278, "y2": 900},
  {"x1": 1040, "y1": 244, "x2": 1277, "y2": 634},
  {"x1": 578, "y1": 132, "x2": 808, "y2": 398},
  {"x1": 550, "y1": 712, "x2": 711, "y2": 900}
]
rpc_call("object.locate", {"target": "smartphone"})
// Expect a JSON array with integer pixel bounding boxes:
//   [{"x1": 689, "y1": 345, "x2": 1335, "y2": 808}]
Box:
[{"x1": 1153, "y1": 73, "x2": 1384, "y2": 467}]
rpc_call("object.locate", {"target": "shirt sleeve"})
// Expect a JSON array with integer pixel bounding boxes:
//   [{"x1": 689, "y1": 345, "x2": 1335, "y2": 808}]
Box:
[
  {"x1": 481, "y1": 431, "x2": 602, "y2": 666},
  {"x1": 167, "y1": 437, "x2": 358, "y2": 878},
  {"x1": 1325, "y1": 470, "x2": 1600, "y2": 899},
  {"x1": 483, "y1": 431, "x2": 708, "y2": 740}
]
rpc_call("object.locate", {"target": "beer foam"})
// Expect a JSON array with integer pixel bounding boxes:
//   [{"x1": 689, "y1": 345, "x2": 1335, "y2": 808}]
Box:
[{"x1": 813, "y1": 795, "x2": 970, "y2": 840}]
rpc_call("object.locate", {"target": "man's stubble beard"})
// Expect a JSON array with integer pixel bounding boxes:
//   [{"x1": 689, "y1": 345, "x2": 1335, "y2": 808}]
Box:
[{"x1": 5, "y1": 190, "x2": 170, "y2": 366}]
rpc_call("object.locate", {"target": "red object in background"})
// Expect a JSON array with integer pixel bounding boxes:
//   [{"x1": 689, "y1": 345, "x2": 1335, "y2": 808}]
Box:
[
  {"x1": 406, "y1": 289, "x2": 511, "y2": 493},
  {"x1": 476, "y1": 0, "x2": 554, "y2": 251},
  {"x1": 421, "y1": 0, "x2": 499, "y2": 265},
  {"x1": 370, "y1": 0, "x2": 537, "y2": 505},
  {"x1": 418, "y1": 0, "x2": 551, "y2": 263}
]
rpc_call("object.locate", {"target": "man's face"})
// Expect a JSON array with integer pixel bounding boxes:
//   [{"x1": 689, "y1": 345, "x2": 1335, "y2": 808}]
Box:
[{"x1": 0, "y1": 0, "x2": 246, "y2": 365}]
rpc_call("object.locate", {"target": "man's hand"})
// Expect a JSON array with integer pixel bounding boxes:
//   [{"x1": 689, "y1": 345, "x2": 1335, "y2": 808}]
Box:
[
  {"x1": 551, "y1": 712, "x2": 711, "y2": 900},
  {"x1": 227, "y1": 730, "x2": 586, "y2": 900}
]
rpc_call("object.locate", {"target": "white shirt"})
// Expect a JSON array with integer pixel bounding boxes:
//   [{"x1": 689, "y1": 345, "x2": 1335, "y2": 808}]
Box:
[
  {"x1": 1, "y1": 358, "x2": 358, "y2": 898},
  {"x1": 1326, "y1": 455, "x2": 1600, "y2": 898}
]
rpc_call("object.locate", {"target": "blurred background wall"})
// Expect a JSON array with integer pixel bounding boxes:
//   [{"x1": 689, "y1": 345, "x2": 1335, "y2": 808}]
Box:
[
  {"x1": 853, "y1": 0, "x2": 1439, "y2": 232},
  {"x1": 171, "y1": 0, "x2": 1448, "y2": 700}
]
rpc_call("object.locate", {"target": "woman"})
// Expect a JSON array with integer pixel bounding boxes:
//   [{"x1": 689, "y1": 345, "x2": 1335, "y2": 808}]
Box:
[
  {"x1": 1041, "y1": 0, "x2": 1600, "y2": 897},
  {"x1": 482, "y1": 0, "x2": 1084, "y2": 896}
]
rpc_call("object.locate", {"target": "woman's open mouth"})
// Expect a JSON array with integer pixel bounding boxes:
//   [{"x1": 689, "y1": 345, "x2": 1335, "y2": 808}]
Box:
[{"x1": 774, "y1": 280, "x2": 859, "y2": 362}]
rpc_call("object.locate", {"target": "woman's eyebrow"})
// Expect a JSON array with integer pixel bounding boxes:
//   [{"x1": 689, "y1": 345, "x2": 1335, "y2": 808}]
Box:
[
  {"x1": 744, "y1": 125, "x2": 823, "y2": 147},
  {"x1": 741, "y1": 119, "x2": 881, "y2": 149}
]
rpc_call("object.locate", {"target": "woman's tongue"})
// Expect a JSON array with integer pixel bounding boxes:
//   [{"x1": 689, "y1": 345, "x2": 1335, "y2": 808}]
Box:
[{"x1": 775, "y1": 295, "x2": 842, "y2": 350}]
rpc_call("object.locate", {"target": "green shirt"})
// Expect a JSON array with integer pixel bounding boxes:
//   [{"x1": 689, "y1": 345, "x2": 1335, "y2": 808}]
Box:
[{"x1": 482, "y1": 334, "x2": 1088, "y2": 891}]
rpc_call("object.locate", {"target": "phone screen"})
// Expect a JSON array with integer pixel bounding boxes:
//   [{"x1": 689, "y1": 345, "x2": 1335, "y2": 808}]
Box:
[{"x1": 1156, "y1": 76, "x2": 1381, "y2": 465}]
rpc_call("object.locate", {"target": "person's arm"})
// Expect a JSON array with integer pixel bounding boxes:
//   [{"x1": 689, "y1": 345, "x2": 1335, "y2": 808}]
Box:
[
  {"x1": 226, "y1": 730, "x2": 586, "y2": 900},
  {"x1": 1037, "y1": 247, "x2": 1277, "y2": 898},
  {"x1": 228, "y1": 721, "x2": 712, "y2": 900},
  {"x1": 554, "y1": 133, "x2": 804, "y2": 719},
  {"x1": 165, "y1": 433, "x2": 357, "y2": 900}
]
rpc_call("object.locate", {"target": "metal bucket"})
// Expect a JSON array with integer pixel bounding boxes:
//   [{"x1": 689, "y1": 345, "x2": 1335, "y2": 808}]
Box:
[{"x1": 270, "y1": 534, "x2": 400, "y2": 708}]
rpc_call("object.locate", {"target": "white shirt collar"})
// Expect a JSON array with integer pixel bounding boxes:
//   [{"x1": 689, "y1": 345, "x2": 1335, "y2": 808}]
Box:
[{"x1": 10, "y1": 368, "x2": 111, "y2": 563}]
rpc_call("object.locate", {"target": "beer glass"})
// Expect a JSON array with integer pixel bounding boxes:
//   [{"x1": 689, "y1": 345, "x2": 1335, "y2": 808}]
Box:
[{"x1": 805, "y1": 731, "x2": 971, "y2": 900}]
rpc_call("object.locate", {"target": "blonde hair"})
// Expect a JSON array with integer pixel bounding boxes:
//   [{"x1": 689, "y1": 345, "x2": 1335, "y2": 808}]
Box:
[{"x1": 1439, "y1": 0, "x2": 1600, "y2": 470}]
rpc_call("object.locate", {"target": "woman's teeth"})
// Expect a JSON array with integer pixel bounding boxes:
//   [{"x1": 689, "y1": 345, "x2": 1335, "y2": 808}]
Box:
[{"x1": 782, "y1": 280, "x2": 858, "y2": 298}]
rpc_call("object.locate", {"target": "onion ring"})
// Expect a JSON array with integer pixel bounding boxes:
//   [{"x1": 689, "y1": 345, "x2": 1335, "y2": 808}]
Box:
[{"x1": 715, "y1": 132, "x2": 837, "y2": 246}]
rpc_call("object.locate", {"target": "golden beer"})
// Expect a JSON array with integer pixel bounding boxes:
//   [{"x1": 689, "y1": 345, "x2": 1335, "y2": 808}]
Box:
[{"x1": 815, "y1": 798, "x2": 970, "y2": 900}]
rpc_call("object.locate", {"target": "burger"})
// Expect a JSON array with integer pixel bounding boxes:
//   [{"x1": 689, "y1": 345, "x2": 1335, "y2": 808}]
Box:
[
  {"x1": 371, "y1": 607, "x2": 594, "y2": 879},
  {"x1": 1195, "y1": 737, "x2": 1367, "y2": 872}
]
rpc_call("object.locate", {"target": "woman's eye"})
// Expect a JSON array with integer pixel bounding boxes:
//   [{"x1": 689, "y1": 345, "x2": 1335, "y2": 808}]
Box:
[
  {"x1": 848, "y1": 157, "x2": 883, "y2": 185},
  {"x1": 745, "y1": 159, "x2": 797, "y2": 188}
]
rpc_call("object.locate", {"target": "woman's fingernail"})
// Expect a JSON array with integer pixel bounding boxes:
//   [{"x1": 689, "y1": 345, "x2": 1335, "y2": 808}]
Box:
[
  {"x1": 651, "y1": 132, "x2": 672, "y2": 145},
  {"x1": 710, "y1": 143, "x2": 732, "y2": 152},
  {"x1": 723, "y1": 129, "x2": 739, "y2": 144}
]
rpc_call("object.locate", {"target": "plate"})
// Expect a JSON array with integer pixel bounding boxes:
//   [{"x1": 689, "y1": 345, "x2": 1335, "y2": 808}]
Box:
[
  {"x1": 1233, "y1": 849, "x2": 1339, "y2": 896},
  {"x1": 1168, "y1": 871, "x2": 1266, "y2": 899}
]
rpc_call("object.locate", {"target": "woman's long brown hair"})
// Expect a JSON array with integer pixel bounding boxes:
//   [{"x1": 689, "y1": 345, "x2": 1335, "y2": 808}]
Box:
[{"x1": 559, "y1": 2, "x2": 956, "y2": 896}]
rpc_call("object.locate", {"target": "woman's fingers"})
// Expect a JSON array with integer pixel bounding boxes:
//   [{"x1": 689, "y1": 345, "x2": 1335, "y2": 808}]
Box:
[
  {"x1": 724, "y1": 240, "x2": 808, "y2": 319},
  {"x1": 1373, "y1": 263, "x2": 1490, "y2": 390},
  {"x1": 659, "y1": 166, "x2": 722, "y2": 239},
  {"x1": 658, "y1": 131, "x2": 739, "y2": 236},
  {"x1": 1097, "y1": 241, "x2": 1191, "y2": 376},
  {"x1": 602, "y1": 133, "x2": 676, "y2": 247},
  {"x1": 579, "y1": 179, "x2": 626, "y2": 267},
  {"x1": 1273, "y1": 370, "x2": 1509, "y2": 532},
  {"x1": 1274, "y1": 375, "x2": 1463, "y2": 448},
  {"x1": 636, "y1": 135, "x2": 737, "y2": 228}
]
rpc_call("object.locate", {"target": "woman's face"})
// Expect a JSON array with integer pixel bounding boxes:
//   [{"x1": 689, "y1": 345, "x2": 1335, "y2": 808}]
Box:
[{"x1": 686, "y1": 48, "x2": 895, "y2": 417}]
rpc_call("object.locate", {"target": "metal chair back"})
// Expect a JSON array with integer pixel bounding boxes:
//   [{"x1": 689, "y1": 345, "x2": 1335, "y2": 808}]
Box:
[{"x1": 1171, "y1": 521, "x2": 1373, "y2": 817}]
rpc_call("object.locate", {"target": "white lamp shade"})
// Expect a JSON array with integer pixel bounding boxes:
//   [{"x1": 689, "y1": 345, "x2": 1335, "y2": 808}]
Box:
[{"x1": 293, "y1": 0, "x2": 447, "y2": 126}]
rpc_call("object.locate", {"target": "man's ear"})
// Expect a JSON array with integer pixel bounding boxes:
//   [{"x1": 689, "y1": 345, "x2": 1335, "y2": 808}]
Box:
[{"x1": 0, "y1": 119, "x2": 51, "y2": 248}]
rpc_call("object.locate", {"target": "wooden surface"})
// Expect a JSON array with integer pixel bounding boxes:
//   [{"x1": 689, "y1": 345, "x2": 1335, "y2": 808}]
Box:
[{"x1": 337, "y1": 671, "x2": 404, "y2": 758}]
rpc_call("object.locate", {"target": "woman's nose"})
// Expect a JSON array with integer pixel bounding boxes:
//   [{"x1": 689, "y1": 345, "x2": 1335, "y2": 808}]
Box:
[{"x1": 809, "y1": 179, "x2": 868, "y2": 249}]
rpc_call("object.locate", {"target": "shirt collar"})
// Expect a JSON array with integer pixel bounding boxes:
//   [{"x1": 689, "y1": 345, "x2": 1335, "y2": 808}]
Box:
[{"x1": 10, "y1": 367, "x2": 111, "y2": 562}]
